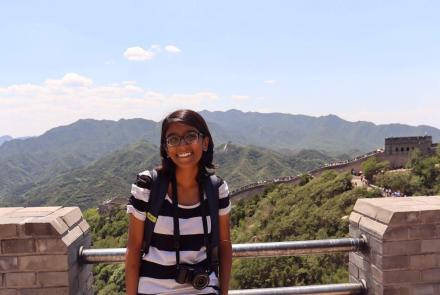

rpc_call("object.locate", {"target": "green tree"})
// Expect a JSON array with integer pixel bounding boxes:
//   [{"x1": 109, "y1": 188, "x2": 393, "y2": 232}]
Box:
[{"x1": 361, "y1": 157, "x2": 389, "y2": 182}]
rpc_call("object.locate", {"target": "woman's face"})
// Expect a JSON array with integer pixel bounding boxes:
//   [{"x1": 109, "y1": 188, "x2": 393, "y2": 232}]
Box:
[{"x1": 165, "y1": 122, "x2": 209, "y2": 170}]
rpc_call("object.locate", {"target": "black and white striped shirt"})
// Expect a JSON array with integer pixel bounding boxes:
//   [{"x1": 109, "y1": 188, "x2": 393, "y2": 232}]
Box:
[{"x1": 127, "y1": 170, "x2": 231, "y2": 295}]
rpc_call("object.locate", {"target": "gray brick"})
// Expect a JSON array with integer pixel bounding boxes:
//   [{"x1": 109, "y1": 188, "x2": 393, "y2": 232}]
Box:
[
  {"x1": 410, "y1": 254, "x2": 439, "y2": 269},
  {"x1": 383, "y1": 240, "x2": 421, "y2": 256},
  {"x1": 419, "y1": 209, "x2": 440, "y2": 224},
  {"x1": 409, "y1": 224, "x2": 439, "y2": 239},
  {"x1": 349, "y1": 211, "x2": 362, "y2": 225},
  {"x1": 5, "y1": 272, "x2": 36, "y2": 288},
  {"x1": 348, "y1": 262, "x2": 358, "y2": 279},
  {"x1": 20, "y1": 287, "x2": 69, "y2": 295},
  {"x1": 380, "y1": 255, "x2": 409, "y2": 270},
  {"x1": 24, "y1": 216, "x2": 68, "y2": 236},
  {"x1": 37, "y1": 271, "x2": 69, "y2": 287},
  {"x1": 389, "y1": 211, "x2": 421, "y2": 226},
  {"x1": 0, "y1": 256, "x2": 18, "y2": 271},
  {"x1": 36, "y1": 239, "x2": 67, "y2": 253},
  {"x1": 421, "y1": 268, "x2": 440, "y2": 283},
  {"x1": 0, "y1": 223, "x2": 17, "y2": 239},
  {"x1": 383, "y1": 285, "x2": 411, "y2": 295},
  {"x1": 382, "y1": 270, "x2": 421, "y2": 284},
  {"x1": 49, "y1": 207, "x2": 82, "y2": 228},
  {"x1": 359, "y1": 216, "x2": 387, "y2": 239},
  {"x1": 61, "y1": 226, "x2": 83, "y2": 247},
  {"x1": 349, "y1": 252, "x2": 370, "y2": 272},
  {"x1": 78, "y1": 219, "x2": 90, "y2": 234},
  {"x1": 383, "y1": 226, "x2": 409, "y2": 241},
  {"x1": 19, "y1": 255, "x2": 68, "y2": 271},
  {"x1": 421, "y1": 239, "x2": 440, "y2": 254},
  {"x1": 412, "y1": 284, "x2": 437, "y2": 295},
  {"x1": 1, "y1": 239, "x2": 35, "y2": 254}
]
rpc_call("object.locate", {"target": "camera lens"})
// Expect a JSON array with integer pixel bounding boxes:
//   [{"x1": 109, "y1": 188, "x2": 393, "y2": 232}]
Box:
[{"x1": 192, "y1": 273, "x2": 210, "y2": 290}]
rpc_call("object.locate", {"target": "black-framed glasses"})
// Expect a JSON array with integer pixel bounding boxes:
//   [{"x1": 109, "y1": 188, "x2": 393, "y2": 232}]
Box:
[{"x1": 165, "y1": 131, "x2": 204, "y2": 147}]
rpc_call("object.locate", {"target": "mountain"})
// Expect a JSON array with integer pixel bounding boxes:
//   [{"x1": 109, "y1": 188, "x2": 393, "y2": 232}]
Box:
[
  {"x1": 199, "y1": 109, "x2": 440, "y2": 153},
  {"x1": 2, "y1": 109, "x2": 440, "y2": 204},
  {"x1": 1, "y1": 141, "x2": 333, "y2": 209},
  {"x1": 0, "y1": 119, "x2": 161, "y2": 198},
  {"x1": 0, "y1": 135, "x2": 13, "y2": 146}
]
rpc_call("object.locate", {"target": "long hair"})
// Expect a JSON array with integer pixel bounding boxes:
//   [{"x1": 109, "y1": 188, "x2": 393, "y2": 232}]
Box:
[{"x1": 157, "y1": 109, "x2": 215, "y2": 181}]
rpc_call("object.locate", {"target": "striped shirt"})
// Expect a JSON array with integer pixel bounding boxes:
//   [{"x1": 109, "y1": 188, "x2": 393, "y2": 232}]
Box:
[{"x1": 127, "y1": 170, "x2": 231, "y2": 295}]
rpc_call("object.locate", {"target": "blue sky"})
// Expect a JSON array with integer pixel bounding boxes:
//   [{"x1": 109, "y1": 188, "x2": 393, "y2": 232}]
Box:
[{"x1": 1, "y1": 1, "x2": 440, "y2": 137}]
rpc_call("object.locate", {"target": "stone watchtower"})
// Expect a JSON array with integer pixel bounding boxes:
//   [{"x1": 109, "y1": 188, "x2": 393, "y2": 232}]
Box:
[
  {"x1": 381, "y1": 136, "x2": 434, "y2": 168},
  {"x1": 384, "y1": 136, "x2": 433, "y2": 156}
]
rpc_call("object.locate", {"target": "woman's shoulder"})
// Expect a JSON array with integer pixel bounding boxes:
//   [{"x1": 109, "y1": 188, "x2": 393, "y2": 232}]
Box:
[{"x1": 135, "y1": 170, "x2": 153, "y2": 189}]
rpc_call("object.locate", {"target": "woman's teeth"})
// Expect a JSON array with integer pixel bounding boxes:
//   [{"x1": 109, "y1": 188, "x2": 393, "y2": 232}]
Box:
[{"x1": 177, "y1": 152, "x2": 192, "y2": 158}]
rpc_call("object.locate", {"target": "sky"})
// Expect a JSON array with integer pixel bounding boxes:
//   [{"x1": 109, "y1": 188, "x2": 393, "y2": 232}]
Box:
[{"x1": 1, "y1": 0, "x2": 440, "y2": 137}]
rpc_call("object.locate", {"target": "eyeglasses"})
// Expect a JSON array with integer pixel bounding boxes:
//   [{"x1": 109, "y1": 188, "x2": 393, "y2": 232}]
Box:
[{"x1": 165, "y1": 131, "x2": 204, "y2": 147}]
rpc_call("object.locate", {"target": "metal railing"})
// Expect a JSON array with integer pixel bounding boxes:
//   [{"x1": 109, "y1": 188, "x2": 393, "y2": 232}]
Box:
[{"x1": 79, "y1": 236, "x2": 367, "y2": 295}]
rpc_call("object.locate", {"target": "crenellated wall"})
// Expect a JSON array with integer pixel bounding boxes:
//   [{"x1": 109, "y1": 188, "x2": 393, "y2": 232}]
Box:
[
  {"x1": 0, "y1": 207, "x2": 92, "y2": 295},
  {"x1": 349, "y1": 196, "x2": 440, "y2": 294},
  {"x1": 3, "y1": 197, "x2": 440, "y2": 294}
]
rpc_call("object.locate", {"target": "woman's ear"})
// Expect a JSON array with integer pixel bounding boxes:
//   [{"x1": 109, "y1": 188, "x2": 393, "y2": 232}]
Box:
[{"x1": 202, "y1": 137, "x2": 209, "y2": 151}]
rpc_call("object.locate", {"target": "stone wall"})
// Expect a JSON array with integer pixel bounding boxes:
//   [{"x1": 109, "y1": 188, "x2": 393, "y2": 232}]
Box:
[
  {"x1": 0, "y1": 207, "x2": 92, "y2": 295},
  {"x1": 385, "y1": 136, "x2": 433, "y2": 156},
  {"x1": 349, "y1": 196, "x2": 440, "y2": 295}
]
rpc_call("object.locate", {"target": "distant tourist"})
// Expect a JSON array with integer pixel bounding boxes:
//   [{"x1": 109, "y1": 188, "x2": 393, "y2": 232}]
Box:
[{"x1": 125, "y1": 110, "x2": 232, "y2": 295}]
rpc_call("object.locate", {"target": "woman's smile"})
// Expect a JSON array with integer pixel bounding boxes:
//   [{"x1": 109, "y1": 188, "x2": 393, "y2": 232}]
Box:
[{"x1": 176, "y1": 152, "x2": 193, "y2": 158}]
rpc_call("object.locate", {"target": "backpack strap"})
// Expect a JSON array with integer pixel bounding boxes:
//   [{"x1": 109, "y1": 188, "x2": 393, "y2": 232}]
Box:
[
  {"x1": 203, "y1": 175, "x2": 221, "y2": 274},
  {"x1": 142, "y1": 169, "x2": 169, "y2": 254}
]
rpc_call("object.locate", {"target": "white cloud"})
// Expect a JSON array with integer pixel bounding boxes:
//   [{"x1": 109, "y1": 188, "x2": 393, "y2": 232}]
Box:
[
  {"x1": 123, "y1": 46, "x2": 158, "y2": 61},
  {"x1": 45, "y1": 73, "x2": 93, "y2": 88},
  {"x1": 0, "y1": 73, "x2": 219, "y2": 136},
  {"x1": 264, "y1": 80, "x2": 276, "y2": 84},
  {"x1": 231, "y1": 95, "x2": 249, "y2": 101},
  {"x1": 165, "y1": 45, "x2": 181, "y2": 54}
]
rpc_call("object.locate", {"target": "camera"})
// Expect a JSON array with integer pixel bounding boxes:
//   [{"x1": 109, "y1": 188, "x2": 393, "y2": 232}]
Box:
[{"x1": 175, "y1": 264, "x2": 211, "y2": 290}]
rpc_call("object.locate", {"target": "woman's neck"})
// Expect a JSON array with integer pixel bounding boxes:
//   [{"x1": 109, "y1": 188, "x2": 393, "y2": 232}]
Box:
[{"x1": 175, "y1": 166, "x2": 199, "y2": 188}]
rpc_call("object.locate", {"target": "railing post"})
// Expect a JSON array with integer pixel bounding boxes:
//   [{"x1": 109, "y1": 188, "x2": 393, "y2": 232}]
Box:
[{"x1": 349, "y1": 196, "x2": 440, "y2": 294}]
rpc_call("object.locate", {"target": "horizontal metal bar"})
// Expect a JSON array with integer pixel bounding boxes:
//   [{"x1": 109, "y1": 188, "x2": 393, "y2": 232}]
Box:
[
  {"x1": 232, "y1": 237, "x2": 365, "y2": 258},
  {"x1": 228, "y1": 282, "x2": 365, "y2": 295},
  {"x1": 79, "y1": 237, "x2": 366, "y2": 264}
]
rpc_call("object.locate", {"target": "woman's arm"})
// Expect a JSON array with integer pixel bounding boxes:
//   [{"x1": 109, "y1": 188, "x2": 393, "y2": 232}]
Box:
[
  {"x1": 125, "y1": 214, "x2": 144, "y2": 295},
  {"x1": 218, "y1": 212, "x2": 232, "y2": 295}
]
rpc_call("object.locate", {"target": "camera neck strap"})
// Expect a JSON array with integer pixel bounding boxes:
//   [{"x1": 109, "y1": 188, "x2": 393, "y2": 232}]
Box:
[{"x1": 171, "y1": 176, "x2": 211, "y2": 270}]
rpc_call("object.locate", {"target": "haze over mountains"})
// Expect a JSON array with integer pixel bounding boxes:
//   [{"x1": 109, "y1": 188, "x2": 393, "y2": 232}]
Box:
[
  {"x1": 1, "y1": 109, "x2": 439, "y2": 208},
  {"x1": 0, "y1": 135, "x2": 13, "y2": 146}
]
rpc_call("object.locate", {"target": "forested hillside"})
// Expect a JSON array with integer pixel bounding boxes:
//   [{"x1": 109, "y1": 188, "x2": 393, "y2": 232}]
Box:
[
  {"x1": 2, "y1": 110, "x2": 440, "y2": 203},
  {"x1": 1, "y1": 142, "x2": 332, "y2": 208},
  {"x1": 83, "y1": 171, "x2": 383, "y2": 294}
]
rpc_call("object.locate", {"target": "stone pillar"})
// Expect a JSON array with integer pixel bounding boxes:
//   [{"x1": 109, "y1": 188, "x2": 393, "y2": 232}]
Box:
[
  {"x1": 0, "y1": 207, "x2": 92, "y2": 295},
  {"x1": 349, "y1": 197, "x2": 440, "y2": 295}
]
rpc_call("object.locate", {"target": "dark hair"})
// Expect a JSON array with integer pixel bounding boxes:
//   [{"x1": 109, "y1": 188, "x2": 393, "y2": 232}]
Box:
[{"x1": 157, "y1": 109, "x2": 215, "y2": 179}]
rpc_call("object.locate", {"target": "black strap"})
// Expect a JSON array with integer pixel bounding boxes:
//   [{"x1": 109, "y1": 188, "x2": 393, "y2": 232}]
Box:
[
  {"x1": 171, "y1": 175, "x2": 181, "y2": 268},
  {"x1": 172, "y1": 175, "x2": 211, "y2": 271},
  {"x1": 204, "y1": 175, "x2": 221, "y2": 272},
  {"x1": 142, "y1": 170, "x2": 169, "y2": 254},
  {"x1": 142, "y1": 171, "x2": 221, "y2": 274}
]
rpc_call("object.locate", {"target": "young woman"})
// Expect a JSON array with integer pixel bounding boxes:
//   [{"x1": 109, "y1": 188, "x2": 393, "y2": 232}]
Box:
[{"x1": 125, "y1": 109, "x2": 232, "y2": 295}]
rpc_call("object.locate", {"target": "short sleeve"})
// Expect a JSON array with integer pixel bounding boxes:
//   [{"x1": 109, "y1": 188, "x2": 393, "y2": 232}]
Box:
[
  {"x1": 127, "y1": 170, "x2": 153, "y2": 221},
  {"x1": 218, "y1": 180, "x2": 231, "y2": 216}
]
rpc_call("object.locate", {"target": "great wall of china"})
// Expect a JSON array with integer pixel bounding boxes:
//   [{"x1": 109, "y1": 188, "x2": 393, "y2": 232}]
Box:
[{"x1": 230, "y1": 136, "x2": 438, "y2": 201}]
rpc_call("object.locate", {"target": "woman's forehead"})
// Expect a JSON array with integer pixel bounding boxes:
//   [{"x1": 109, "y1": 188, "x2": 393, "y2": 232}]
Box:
[{"x1": 165, "y1": 122, "x2": 197, "y2": 135}]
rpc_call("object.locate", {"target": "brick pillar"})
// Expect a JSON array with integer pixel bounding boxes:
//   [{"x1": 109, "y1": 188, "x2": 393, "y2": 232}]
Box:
[
  {"x1": 0, "y1": 207, "x2": 92, "y2": 295},
  {"x1": 349, "y1": 197, "x2": 440, "y2": 295}
]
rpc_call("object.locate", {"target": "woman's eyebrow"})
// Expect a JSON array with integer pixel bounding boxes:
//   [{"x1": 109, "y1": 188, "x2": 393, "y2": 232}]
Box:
[{"x1": 166, "y1": 129, "x2": 198, "y2": 136}]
